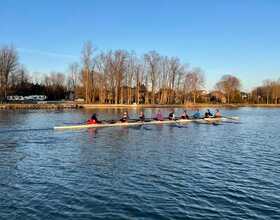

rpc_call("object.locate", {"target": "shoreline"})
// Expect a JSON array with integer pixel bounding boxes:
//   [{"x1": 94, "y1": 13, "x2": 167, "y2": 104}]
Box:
[
  {"x1": 80, "y1": 103, "x2": 280, "y2": 109},
  {"x1": 0, "y1": 103, "x2": 78, "y2": 110},
  {"x1": 1, "y1": 103, "x2": 280, "y2": 110}
]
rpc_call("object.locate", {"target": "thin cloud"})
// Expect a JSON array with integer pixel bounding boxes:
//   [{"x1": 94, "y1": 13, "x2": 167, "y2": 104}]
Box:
[{"x1": 18, "y1": 48, "x2": 79, "y2": 59}]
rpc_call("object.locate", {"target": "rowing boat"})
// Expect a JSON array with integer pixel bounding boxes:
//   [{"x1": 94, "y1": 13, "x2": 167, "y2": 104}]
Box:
[{"x1": 54, "y1": 117, "x2": 238, "y2": 130}]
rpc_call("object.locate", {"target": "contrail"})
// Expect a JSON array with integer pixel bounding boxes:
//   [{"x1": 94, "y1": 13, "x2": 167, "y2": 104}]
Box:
[{"x1": 18, "y1": 47, "x2": 79, "y2": 59}]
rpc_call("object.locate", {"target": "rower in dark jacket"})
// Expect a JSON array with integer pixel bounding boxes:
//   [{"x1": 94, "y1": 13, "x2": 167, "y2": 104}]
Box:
[
  {"x1": 139, "y1": 111, "x2": 145, "y2": 122},
  {"x1": 204, "y1": 109, "x2": 213, "y2": 118},
  {"x1": 168, "y1": 111, "x2": 176, "y2": 120},
  {"x1": 120, "y1": 111, "x2": 129, "y2": 122},
  {"x1": 87, "y1": 113, "x2": 102, "y2": 124}
]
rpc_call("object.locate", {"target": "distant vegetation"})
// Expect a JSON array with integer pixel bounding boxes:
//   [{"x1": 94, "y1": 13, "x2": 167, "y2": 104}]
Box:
[{"x1": 0, "y1": 42, "x2": 279, "y2": 104}]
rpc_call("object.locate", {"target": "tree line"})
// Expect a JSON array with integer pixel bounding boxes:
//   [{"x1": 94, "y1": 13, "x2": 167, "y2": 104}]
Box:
[
  {"x1": 67, "y1": 42, "x2": 242, "y2": 104},
  {"x1": 0, "y1": 43, "x2": 279, "y2": 104},
  {"x1": 251, "y1": 79, "x2": 280, "y2": 104},
  {"x1": 0, "y1": 46, "x2": 67, "y2": 101}
]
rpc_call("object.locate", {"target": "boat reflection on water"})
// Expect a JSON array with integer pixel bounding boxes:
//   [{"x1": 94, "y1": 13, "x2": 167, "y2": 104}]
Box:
[{"x1": 87, "y1": 128, "x2": 98, "y2": 141}]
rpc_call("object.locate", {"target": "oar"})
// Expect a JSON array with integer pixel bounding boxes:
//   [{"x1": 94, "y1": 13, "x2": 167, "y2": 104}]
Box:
[
  {"x1": 203, "y1": 117, "x2": 225, "y2": 126},
  {"x1": 223, "y1": 116, "x2": 240, "y2": 120},
  {"x1": 142, "y1": 126, "x2": 152, "y2": 130},
  {"x1": 63, "y1": 121, "x2": 87, "y2": 125},
  {"x1": 221, "y1": 120, "x2": 241, "y2": 124},
  {"x1": 124, "y1": 119, "x2": 153, "y2": 130},
  {"x1": 170, "y1": 117, "x2": 189, "y2": 128},
  {"x1": 212, "y1": 122, "x2": 222, "y2": 126}
]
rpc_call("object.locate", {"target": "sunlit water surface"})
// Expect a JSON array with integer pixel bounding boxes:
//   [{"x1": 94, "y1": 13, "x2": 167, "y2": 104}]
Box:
[{"x1": 0, "y1": 108, "x2": 279, "y2": 219}]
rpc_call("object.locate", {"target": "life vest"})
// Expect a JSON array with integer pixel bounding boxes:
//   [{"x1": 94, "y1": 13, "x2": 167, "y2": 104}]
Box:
[
  {"x1": 155, "y1": 113, "x2": 163, "y2": 121},
  {"x1": 215, "y1": 112, "x2": 221, "y2": 118},
  {"x1": 87, "y1": 119, "x2": 97, "y2": 124},
  {"x1": 169, "y1": 113, "x2": 175, "y2": 120}
]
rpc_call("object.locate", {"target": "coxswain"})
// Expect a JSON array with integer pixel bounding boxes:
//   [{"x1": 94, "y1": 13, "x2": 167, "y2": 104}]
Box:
[
  {"x1": 181, "y1": 110, "x2": 189, "y2": 119},
  {"x1": 204, "y1": 109, "x2": 213, "y2": 118},
  {"x1": 168, "y1": 110, "x2": 176, "y2": 120},
  {"x1": 139, "y1": 111, "x2": 145, "y2": 122},
  {"x1": 120, "y1": 111, "x2": 129, "y2": 122},
  {"x1": 154, "y1": 110, "x2": 164, "y2": 121},
  {"x1": 192, "y1": 109, "x2": 201, "y2": 119},
  {"x1": 214, "y1": 109, "x2": 221, "y2": 118},
  {"x1": 87, "y1": 113, "x2": 102, "y2": 124}
]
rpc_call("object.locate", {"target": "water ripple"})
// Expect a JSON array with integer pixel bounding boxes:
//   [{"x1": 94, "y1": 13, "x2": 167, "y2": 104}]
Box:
[{"x1": 1, "y1": 108, "x2": 280, "y2": 219}]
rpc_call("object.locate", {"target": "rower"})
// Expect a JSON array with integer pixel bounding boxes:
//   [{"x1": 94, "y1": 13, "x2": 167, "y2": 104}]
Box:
[
  {"x1": 181, "y1": 110, "x2": 189, "y2": 119},
  {"x1": 214, "y1": 109, "x2": 221, "y2": 118},
  {"x1": 139, "y1": 111, "x2": 145, "y2": 122},
  {"x1": 168, "y1": 110, "x2": 176, "y2": 120},
  {"x1": 120, "y1": 111, "x2": 129, "y2": 122},
  {"x1": 192, "y1": 109, "x2": 201, "y2": 119},
  {"x1": 204, "y1": 109, "x2": 213, "y2": 118},
  {"x1": 87, "y1": 113, "x2": 102, "y2": 124},
  {"x1": 154, "y1": 110, "x2": 164, "y2": 121}
]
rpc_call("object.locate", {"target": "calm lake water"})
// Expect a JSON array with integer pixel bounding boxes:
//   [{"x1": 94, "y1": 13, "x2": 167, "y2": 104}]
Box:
[{"x1": 0, "y1": 108, "x2": 279, "y2": 219}]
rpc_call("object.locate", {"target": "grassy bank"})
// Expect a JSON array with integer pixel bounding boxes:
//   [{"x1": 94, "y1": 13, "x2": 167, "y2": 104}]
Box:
[{"x1": 1, "y1": 103, "x2": 280, "y2": 110}]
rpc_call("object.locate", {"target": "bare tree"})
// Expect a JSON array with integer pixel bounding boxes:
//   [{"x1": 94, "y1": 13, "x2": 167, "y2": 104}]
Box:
[
  {"x1": 111, "y1": 50, "x2": 127, "y2": 104},
  {"x1": 169, "y1": 57, "x2": 181, "y2": 104},
  {"x1": 184, "y1": 68, "x2": 205, "y2": 104},
  {"x1": 94, "y1": 53, "x2": 107, "y2": 103},
  {"x1": 18, "y1": 65, "x2": 30, "y2": 86},
  {"x1": 44, "y1": 72, "x2": 66, "y2": 99},
  {"x1": 263, "y1": 80, "x2": 272, "y2": 104},
  {"x1": 135, "y1": 62, "x2": 145, "y2": 104},
  {"x1": 126, "y1": 52, "x2": 139, "y2": 104},
  {"x1": 101, "y1": 51, "x2": 116, "y2": 103},
  {"x1": 159, "y1": 56, "x2": 169, "y2": 104},
  {"x1": 271, "y1": 83, "x2": 278, "y2": 104},
  {"x1": 174, "y1": 64, "x2": 185, "y2": 104},
  {"x1": 0, "y1": 46, "x2": 18, "y2": 100},
  {"x1": 251, "y1": 78, "x2": 280, "y2": 104},
  {"x1": 144, "y1": 51, "x2": 161, "y2": 104},
  {"x1": 216, "y1": 74, "x2": 241, "y2": 104},
  {"x1": 67, "y1": 62, "x2": 80, "y2": 99},
  {"x1": 81, "y1": 41, "x2": 94, "y2": 103},
  {"x1": 8, "y1": 65, "x2": 29, "y2": 93}
]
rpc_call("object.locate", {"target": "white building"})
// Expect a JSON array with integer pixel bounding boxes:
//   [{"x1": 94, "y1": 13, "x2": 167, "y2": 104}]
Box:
[{"x1": 7, "y1": 95, "x2": 47, "y2": 102}]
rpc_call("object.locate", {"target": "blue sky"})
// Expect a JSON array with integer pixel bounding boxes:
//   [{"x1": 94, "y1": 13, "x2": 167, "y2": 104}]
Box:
[{"x1": 1, "y1": 0, "x2": 280, "y2": 90}]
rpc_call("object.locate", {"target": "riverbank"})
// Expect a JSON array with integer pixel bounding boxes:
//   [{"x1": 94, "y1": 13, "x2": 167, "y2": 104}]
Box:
[
  {"x1": 0, "y1": 103, "x2": 78, "y2": 110},
  {"x1": 80, "y1": 103, "x2": 280, "y2": 108},
  {"x1": 1, "y1": 103, "x2": 280, "y2": 109}
]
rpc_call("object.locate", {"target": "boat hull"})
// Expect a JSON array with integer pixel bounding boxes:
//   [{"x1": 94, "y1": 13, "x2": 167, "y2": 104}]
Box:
[{"x1": 53, "y1": 117, "x2": 229, "y2": 130}]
